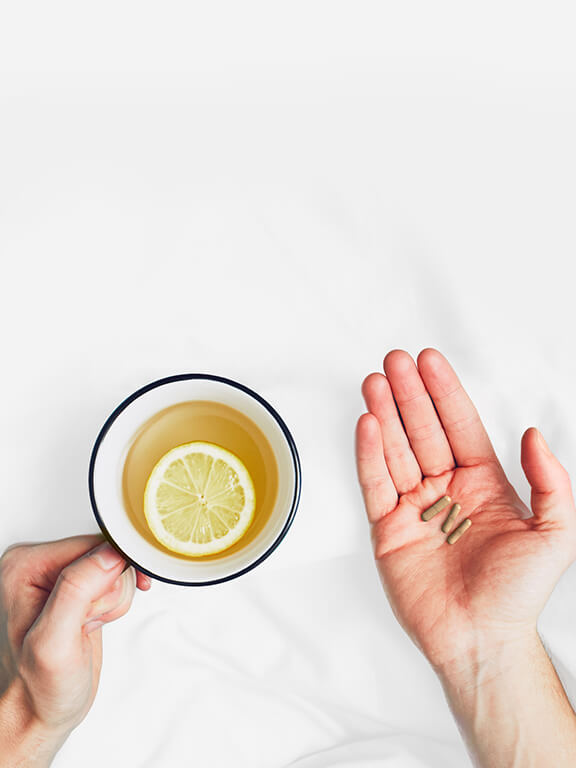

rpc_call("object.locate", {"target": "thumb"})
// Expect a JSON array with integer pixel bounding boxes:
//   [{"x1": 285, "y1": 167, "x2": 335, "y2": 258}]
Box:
[
  {"x1": 32, "y1": 542, "x2": 127, "y2": 651},
  {"x1": 521, "y1": 427, "x2": 575, "y2": 528}
]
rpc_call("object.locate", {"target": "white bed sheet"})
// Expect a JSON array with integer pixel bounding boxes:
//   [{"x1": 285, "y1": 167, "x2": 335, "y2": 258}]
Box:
[{"x1": 1, "y1": 3, "x2": 576, "y2": 766}]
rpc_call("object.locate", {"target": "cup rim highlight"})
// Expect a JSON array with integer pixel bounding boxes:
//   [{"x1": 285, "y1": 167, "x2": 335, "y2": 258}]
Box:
[{"x1": 88, "y1": 373, "x2": 302, "y2": 586}]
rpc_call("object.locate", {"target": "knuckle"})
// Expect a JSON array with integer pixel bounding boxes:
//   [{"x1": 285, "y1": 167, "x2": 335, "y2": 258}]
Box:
[
  {"x1": 91, "y1": 589, "x2": 133, "y2": 621},
  {"x1": 408, "y1": 421, "x2": 443, "y2": 442},
  {"x1": 396, "y1": 391, "x2": 428, "y2": 407},
  {"x1": 108, "y1": 599, "x2": 132, "y2": 621},
  {"x1": 0, "y1": 551, "x2": 26, "y2": 596},
  {"x1": 433, "y1": 383, "x2": 463, "y2": 402},
  {"x1": 384, "y1": 442, "x2": 408, "y2": 462},
  {"x1": 445, "y1": 411, "x2": 481, "y2": 434},
  {"x1": 106, "y1": 575, "x2": 136, "y2": 619},
  {"x1": 361, "y1": 475, "x2": 390, "y2": 494},
  {"x1": 56, "y1": 566, "x2": 87, "y2": 599},
  {"x1": 22, "y1": 630, "x2": 61, "y2": 675},
  {"x1": 425, "y1": 463, "x2": 453, "y2": 478},
  {"x1": 0, "y1": 544, "x2": 27, "y2": 570}
]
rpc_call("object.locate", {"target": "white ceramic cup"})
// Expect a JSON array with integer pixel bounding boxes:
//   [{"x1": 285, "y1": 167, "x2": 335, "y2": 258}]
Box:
[{"x1": 88, "y1": 374, "x2": 301, "y2": 585}]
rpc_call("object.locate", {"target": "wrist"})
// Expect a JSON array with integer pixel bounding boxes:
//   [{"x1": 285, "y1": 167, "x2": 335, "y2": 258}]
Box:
[
  {"x1": 0, "y1": 677, "x2": 70, "y2": 768},
  {"x1": 433, "y1": 627, "x2": 543, "y2": 690},
  {"x1": 431, "y1": 628, "x2": 576, "y2": 768}
]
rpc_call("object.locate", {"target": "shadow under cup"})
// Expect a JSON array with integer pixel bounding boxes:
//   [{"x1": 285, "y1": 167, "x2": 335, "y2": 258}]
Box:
[{"x1": 88, "y1": 375, "x2": 301, "y2": 585}]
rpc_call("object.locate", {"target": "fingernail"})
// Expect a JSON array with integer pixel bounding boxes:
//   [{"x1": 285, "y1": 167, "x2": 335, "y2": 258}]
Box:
[
  {"x1": 90, "y1": 542, "x2": 125, "y2": 570},
  {"x1": 537, "y1": 429, "x2": 552, "y2": 456},
  {"x1": 84, "y1": 619, "x2": 104, "y2": 634}
]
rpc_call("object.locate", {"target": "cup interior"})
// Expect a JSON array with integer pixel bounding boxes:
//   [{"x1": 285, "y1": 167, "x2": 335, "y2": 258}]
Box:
[{"x1": 89, "y1": 375, "x2": 300, "y2": 585}]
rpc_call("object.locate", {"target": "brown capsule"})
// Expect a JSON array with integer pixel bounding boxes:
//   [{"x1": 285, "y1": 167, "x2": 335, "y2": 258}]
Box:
[
  {"x1": 421, "y1": 495, "x2": 451, "y2": 522},
  {"x1": 441, "y1": 503, "x2": 461, "y2": 534},
  {"x1": 446, "y1": 518, "x2": 472, "y2": 545}
]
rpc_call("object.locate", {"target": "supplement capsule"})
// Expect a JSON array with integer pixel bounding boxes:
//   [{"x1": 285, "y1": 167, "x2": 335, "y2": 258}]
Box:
[
  {"x1": 446, "y1": 518, "x2": 472, "y2": 545},
  {"x1": 421, "y1": 495, "x2": 451, "y2": 522},
  {"x1": 441, "y1": 503, "x2": 461, "y2": 534}
]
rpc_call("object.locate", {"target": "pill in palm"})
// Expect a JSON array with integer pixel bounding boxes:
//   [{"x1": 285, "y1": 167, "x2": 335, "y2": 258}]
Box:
[
  {"x1": 421, "y1": 495, "x2": 451, "y2": 522},
  {"x1": 446, "y1": 518, "x2": 472, "y2": 544},
  {"x1": 441, "y1": 503, "x2": 461, "y2": 534}
]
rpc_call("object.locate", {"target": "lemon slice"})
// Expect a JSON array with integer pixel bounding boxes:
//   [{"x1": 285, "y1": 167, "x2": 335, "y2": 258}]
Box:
[{"x1": 143, "y1": 441, "x2": 256, "y2": 556}]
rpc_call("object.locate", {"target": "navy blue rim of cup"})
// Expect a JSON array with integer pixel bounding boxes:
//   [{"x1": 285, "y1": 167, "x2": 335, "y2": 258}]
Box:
[{"x1": 88, "y1": 373, "x2": 301, "y2": 587}]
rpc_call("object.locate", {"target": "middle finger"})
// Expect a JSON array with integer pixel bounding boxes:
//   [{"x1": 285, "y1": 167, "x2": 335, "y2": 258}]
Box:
[{"x1": 384, "y1": 350, "x2": 455, "y2": 477}]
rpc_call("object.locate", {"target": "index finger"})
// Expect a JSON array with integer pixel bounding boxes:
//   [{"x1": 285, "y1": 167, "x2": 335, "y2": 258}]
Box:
[
  {"x1": 355, "y1": 412, "x2": 398, "y2": 522},
  {"x1": 417, "y1": 348, "x2": 499, "y2": 467},
  {"x1": 14, "y1": 535, "x2": 151, "y2": 592},
  {"x1": 30, "y1": 542, "x2": 127, "y2": 652}
]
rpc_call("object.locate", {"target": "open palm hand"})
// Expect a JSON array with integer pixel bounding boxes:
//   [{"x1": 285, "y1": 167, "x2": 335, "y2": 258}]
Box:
[{"x1": 355, "y1": 349, "x2": 576, "y2": 671}]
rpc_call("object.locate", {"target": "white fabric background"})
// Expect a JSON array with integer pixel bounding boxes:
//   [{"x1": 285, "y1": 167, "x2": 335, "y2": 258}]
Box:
[{"x1": 1, "y1": 3, "x2": 576, "y2": 766}]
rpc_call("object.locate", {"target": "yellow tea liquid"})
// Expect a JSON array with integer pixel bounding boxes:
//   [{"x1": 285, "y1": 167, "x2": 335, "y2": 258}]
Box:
[{"x1": 122, "y1": 400, "x2": 279, "y2": 560}]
